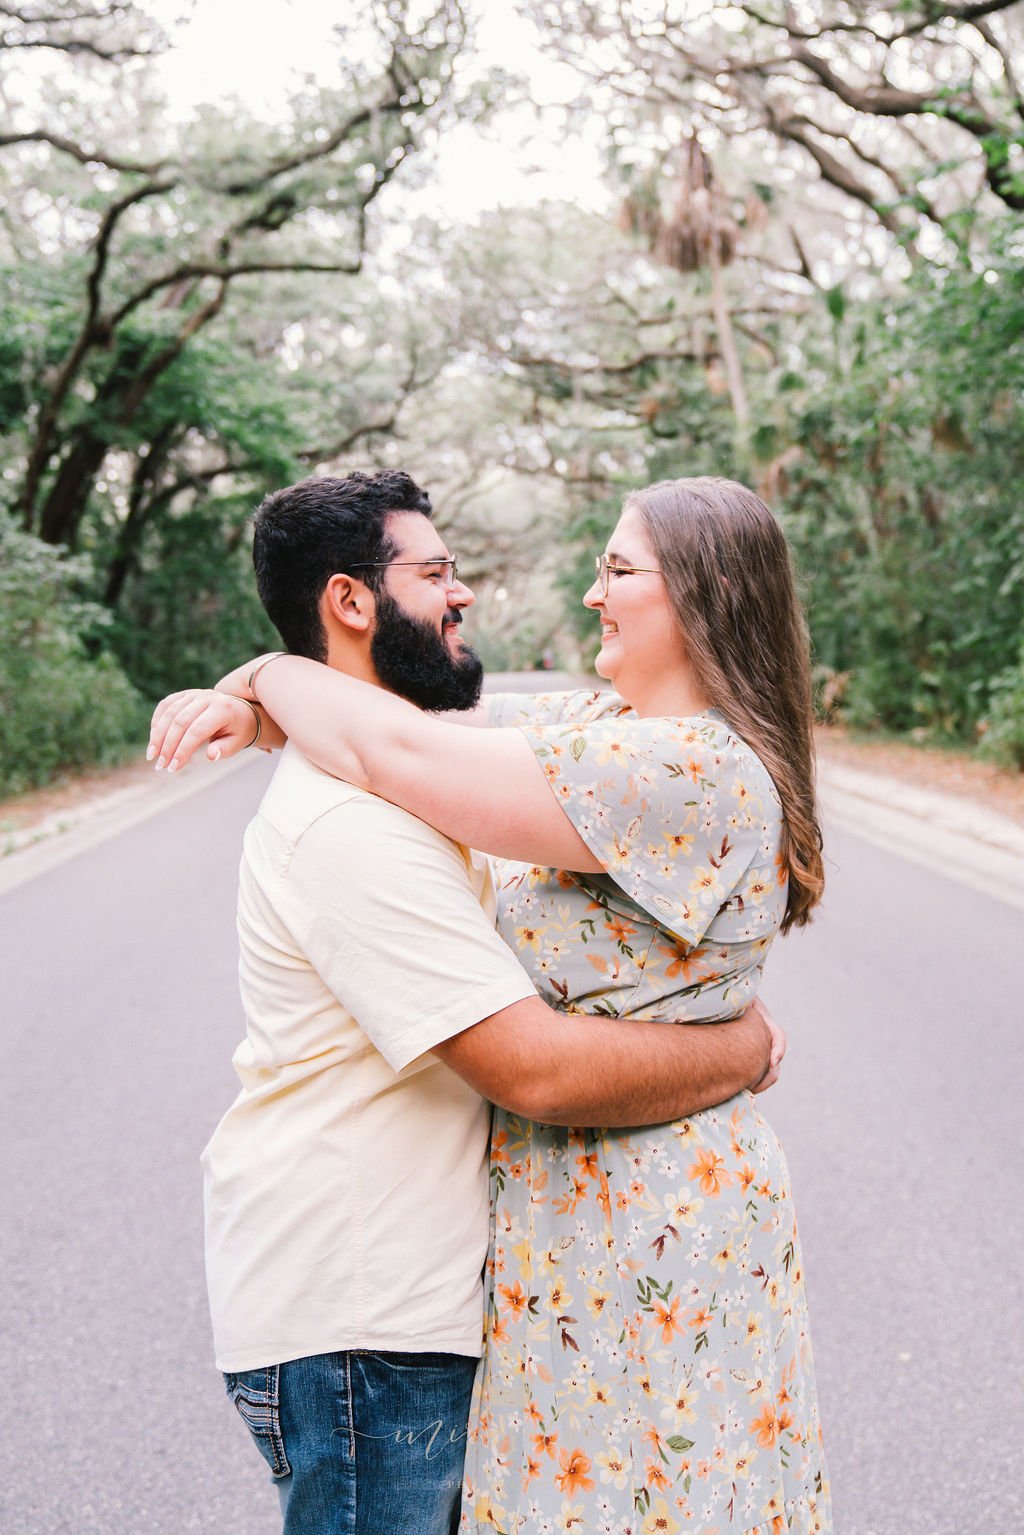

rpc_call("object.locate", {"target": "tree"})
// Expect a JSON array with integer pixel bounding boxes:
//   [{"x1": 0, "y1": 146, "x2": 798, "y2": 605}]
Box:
[
  {"x1": 1, "y1": 0, "x2": 468, "y2": 560},
  {"x1": 521, "y1": 0, "x2": 1024, "y2": 261}
]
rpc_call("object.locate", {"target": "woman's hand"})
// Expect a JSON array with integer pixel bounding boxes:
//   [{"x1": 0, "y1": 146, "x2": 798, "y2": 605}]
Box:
[{"x1": 148, "y1": 689, "x2": 261, "y2": 771}]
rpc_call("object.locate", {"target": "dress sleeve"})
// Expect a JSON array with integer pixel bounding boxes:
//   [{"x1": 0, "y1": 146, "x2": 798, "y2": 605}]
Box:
[
  {"x1": 482, "y1": 687, "x2": 630, "y2": 729},
  {"x1": 518, "y1": 712, "x2": 788, "y2": 947}
]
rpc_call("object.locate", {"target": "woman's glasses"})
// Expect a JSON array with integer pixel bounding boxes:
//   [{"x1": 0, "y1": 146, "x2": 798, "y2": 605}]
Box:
[{"x1": 594, "y1": 553, "x2": 661, "y2": 597}]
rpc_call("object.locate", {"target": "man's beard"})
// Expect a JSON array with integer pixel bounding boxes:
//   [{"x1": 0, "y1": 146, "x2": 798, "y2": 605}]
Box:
[{"x1": 370, "y1": 590, "x2": 484, "y2": 712}]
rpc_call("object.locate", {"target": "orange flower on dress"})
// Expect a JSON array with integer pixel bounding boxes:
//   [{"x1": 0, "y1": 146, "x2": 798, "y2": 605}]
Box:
[
  {"x1": 662, "y1": 941, "x2": 702, "y2": 982},
  {"x1": 532, "y1": 1430, "x2": 559, "y2": 1460},
  {"x1": 497, "y1": 1280, "x2": 528, "y2": 1320},
  {"x1": 596, "y1": 1171, "x2": 612, "y2": 1218},
  {"x1": 750, "y1": 1402, "x2": 779, "y2": 1447},
  {"x1": 555, "y1": 1448, "x2": 595, "y2": 1496},
  {"x1": 688, "y1": 1148, "x2": 734, "y2": 1197},
  {"x1": 645, "y1": 1459, "x2": 671, "y2": 1492},
  {"x1": 605, "y1": 915, "x2": 637, "y2": 944},
  {"x1": 651, "y1": 1295, "x2": 683, "y2": 1342}
]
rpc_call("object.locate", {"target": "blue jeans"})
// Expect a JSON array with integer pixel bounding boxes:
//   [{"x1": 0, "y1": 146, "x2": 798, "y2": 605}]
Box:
[{"x1": 224, "y1": 1350, "x2": 478, "y2": 1535}]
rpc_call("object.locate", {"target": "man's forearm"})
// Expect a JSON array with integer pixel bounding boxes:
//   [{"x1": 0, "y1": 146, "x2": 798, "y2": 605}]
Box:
[
  {"x1": 440, "y1": 998, "x2": 770, "y2": 1127},
  {"x1": 520, "y1": 1011, "x2": 769, "y2": 1126}
]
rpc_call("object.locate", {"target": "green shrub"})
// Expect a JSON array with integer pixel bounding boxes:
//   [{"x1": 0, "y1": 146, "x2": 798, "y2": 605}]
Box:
[
  {"x1": 0, "y1": 522, "x2": 148, "y2": 796},
  {"x1": 981, "y1": 641, "x2": 1024, "y2": 769}
]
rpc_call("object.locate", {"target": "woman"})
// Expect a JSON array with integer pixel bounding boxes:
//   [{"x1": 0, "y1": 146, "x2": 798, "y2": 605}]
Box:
[{"x1": 153, "y1": 476, "x2": 831, "y2": 1534}]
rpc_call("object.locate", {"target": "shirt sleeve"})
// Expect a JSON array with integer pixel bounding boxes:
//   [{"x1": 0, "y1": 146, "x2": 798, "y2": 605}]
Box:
[
  {"x1": 482, "y1": 687, "x2": 631, "y2": 729},
  {"x1": 518, "y1": 712, "x2": 788, "y2": 947},
  {"x1": 275, "y1": 796, "x2": 537, "y2": 1072}
]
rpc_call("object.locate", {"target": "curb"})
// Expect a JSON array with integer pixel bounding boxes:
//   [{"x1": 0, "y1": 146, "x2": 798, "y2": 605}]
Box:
[
  {"x1": 0, "y1": 753, "x2": 259, "y2": 899},
  {"x1": 1, "y1": 728, "x2": 1021, "y2": 914},
  {"x1": 818, "y1": 760, "x2": 1024, "y2": 913}
]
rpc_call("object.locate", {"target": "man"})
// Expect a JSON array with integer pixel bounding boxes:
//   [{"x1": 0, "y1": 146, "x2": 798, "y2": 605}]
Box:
[{"x1": 149, "y1": 470, "x2": 779, "y2": 1535}]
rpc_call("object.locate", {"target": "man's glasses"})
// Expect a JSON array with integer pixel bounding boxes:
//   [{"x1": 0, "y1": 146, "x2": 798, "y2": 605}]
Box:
[
  {"x1": 348, "y1": 557, "x2": 460, "y2": 589},
  {"x1": 594, "y1": 552, "x2": 661, "y2": 597}
]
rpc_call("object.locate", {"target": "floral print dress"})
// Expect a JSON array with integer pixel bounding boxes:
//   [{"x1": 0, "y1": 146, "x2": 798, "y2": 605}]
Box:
[{"x1": 460, "y1": 690, "x2": 831, "y2": 1535}]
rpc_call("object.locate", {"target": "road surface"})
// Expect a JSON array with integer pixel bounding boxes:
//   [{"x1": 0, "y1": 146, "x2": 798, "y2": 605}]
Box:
[{"x1": 2, "y1": 753, "x2": 1020, "y2": 1534}]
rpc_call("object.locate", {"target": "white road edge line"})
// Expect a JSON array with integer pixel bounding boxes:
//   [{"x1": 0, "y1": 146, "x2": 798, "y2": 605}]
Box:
[
  {"x1": 0, "y1": 753, "x2": 260, "y2": 899},
  {"x1": 2, "y1": 749, "x2": 1022, "y2": 913},
  {"x1": 821, "y1": 785, "x2": 1024, "y2": 913}
]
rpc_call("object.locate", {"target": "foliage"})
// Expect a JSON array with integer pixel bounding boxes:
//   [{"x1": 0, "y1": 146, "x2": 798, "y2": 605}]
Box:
[
  {"x1": 981, "y1": 640, "x2": 1024, "y2": 769},
  {"x1": 523, "y1": 0, "x2": 1024, "y2": 265},
  {"x1": 1, "y1": 0, "x2": 1022, "y2": 792},
  {"x1": 0, "y1": 0, "x2": 471, "y2": 557},
  {"x1": 775, "y1": 221, "x2": 1024, "y2": 742},
  {"x1": 0, "y1": 521, "x2": 147, "y2": 795}
]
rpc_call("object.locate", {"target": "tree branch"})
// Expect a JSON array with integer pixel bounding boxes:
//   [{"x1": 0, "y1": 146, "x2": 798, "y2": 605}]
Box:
[
  {"x1": 19, "y1": 176, "x2": 176, "y2": 527},
  {"x1": 507, "y1": 344, "x2": 701, "y2": 376},
  {"x1": 0, "y1": 0, "x2": 158, "y2": 61},
  {"x1": 299, "y1": 351, "x2": 447, "y2": 464},
  {"x1": 770, "y1": 113, "x2": 907, "y2": 237},
  {"x1": 222, "y1": 96, "x2": 403, "y2": 197},
  {"x1": 973, "y1": 17, "x2": 1023, "y2": 107},
  {"x1": 107, "y1": 258, "x2": 363, "y2": 331},
  {"x1": 0, "y1": 128, "x2": 165, "y2": 174}
]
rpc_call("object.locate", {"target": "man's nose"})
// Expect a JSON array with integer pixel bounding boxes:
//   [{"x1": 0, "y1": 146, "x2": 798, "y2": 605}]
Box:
[{"x1": 448, "y1": 577, "x2": 475, "y2": 609}]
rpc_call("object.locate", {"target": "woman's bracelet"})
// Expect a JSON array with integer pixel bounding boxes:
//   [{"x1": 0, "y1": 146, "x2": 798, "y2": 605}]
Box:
[
  {"x1": 231, "y1": 695, "x2": 263, "y2": 749},
  {"x1": 246, "y1": 651, "x2": 288, "y2": 702}
]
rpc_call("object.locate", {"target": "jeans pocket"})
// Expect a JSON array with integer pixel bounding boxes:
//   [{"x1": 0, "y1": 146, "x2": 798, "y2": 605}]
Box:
[{"x1": 223, "y1": 1365, "x2": 291, "y2": 1480}]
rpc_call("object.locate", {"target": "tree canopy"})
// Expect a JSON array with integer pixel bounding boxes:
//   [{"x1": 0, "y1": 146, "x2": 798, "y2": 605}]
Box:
[{"x1": 1, "y1": 0, "x2": 1022, "y2": 792}]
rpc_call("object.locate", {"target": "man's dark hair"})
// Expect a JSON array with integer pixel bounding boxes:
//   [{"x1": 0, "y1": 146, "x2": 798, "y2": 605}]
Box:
[{"x1": 252, "y1": 470, "x2": 433, "y2": 660}]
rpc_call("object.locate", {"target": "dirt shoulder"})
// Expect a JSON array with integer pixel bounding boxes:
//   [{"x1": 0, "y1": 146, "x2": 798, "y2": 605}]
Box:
[
  {"x1": 815, "y1": 727, "x2": 1024, "y2": 829},
  {"x1": 0, "y1": 754, "x2": 156, "y2": 853}
]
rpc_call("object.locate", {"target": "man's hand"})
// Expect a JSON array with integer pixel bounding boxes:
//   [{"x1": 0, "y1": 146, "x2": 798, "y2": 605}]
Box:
[
  {"x1": 148, "y1": 689, "x2": 258, "y2": 771},
  {"x1": 747, "y1": 997, "x2": 786, "y2": 1094}
]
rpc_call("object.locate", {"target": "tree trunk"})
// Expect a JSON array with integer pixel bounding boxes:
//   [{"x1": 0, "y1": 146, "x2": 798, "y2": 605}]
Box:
[
  {"x1": 38, "y1": 430, "x2": 110, "y2": 546},
  {"x1": 707, "y1": 239, "x2": 749, "y2": 435},
  {"x1": 36, "y1": 288, "x2": 226, "y2": 549},
  {"x1": 103, "y1": 424, "x2": 180, "y2": 607}
]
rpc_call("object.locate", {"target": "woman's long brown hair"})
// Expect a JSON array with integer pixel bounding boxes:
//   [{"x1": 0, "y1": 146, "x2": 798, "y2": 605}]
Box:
[{"x1": 627, "y1": 476, "x2": 824, "y2": 932}]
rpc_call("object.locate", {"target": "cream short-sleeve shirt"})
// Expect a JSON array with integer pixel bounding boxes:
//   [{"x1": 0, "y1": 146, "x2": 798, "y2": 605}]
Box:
[{"x1": 202, "y1": 745, "x2": 535, "y2": 1373}]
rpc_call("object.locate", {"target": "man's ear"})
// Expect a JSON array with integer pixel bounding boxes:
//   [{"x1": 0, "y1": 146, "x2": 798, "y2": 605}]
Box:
[{"x1": 323, "y1": 573, "x2": 373, "y2": 634}]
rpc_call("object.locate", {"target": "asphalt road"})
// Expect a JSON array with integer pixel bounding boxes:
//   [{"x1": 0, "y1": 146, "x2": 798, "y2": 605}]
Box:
[{"x1": 2, "y1": 753, "x2": 1020, "y2": 1535}]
